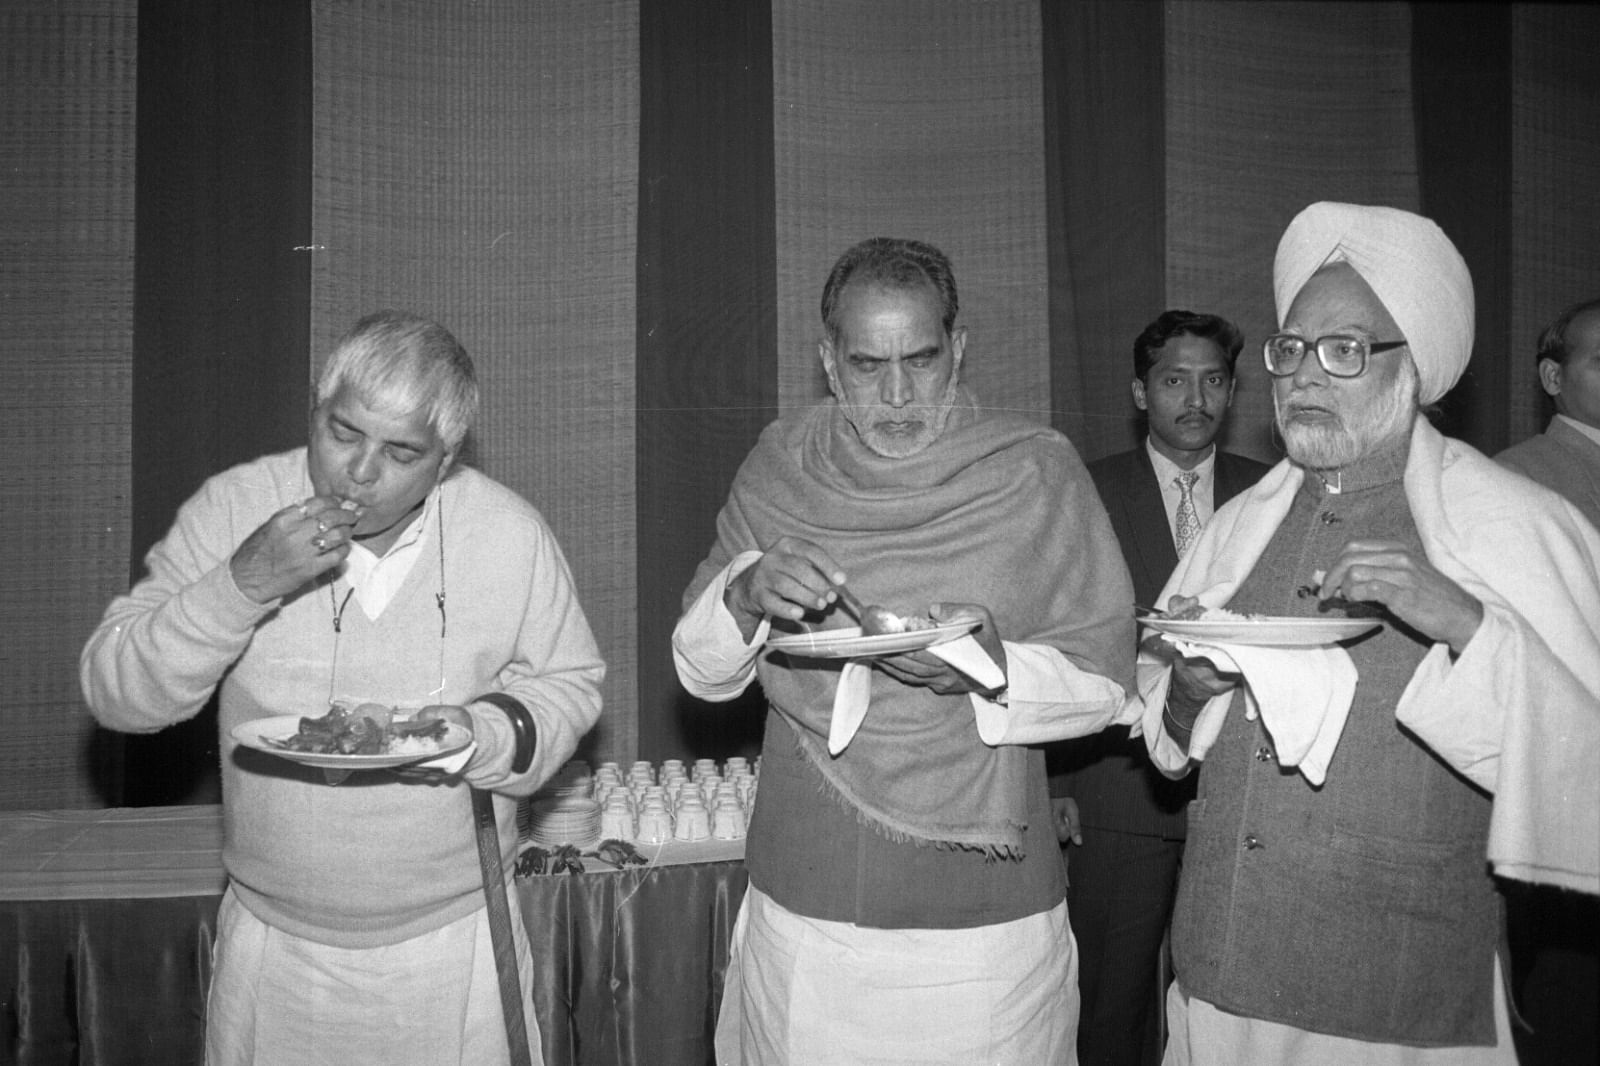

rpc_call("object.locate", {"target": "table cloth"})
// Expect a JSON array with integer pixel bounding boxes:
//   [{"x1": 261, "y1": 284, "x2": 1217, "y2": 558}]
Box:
[{"x1": 0, "y1": 807, "x2": 747, "y2": 1066}]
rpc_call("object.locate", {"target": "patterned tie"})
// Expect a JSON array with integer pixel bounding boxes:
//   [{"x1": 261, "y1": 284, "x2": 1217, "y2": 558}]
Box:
[{"x1": 1174, "y1": 471, "x2": 1202, "y2": 556}]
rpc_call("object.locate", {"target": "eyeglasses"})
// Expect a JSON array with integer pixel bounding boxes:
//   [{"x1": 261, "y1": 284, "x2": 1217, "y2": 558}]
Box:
[{"x1": 1262, "y1": 334, "x2": 1407, "y2": 378}]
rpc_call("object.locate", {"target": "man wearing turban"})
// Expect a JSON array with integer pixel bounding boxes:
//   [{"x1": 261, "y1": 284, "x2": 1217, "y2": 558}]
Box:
[{"x1": 1135, "y1": 202, "x2": 1600, "y2": 1063}]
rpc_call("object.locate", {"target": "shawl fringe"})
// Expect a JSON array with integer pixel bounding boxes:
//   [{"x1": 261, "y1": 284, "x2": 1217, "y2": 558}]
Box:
[{"x1": 788, "y1": 721, "x2": 1026, "y2": 863}]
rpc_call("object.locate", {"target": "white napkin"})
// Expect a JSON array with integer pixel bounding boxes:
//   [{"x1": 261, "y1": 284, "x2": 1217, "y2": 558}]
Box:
[
  {"x1": 415, "y1": 739, "x2": 477, "y2": 774},
  {"x1": 927, "y1": 635, "x2": 1007, "y2": 691},
  {"x1": 1164, "y1": 638, "x2": 1357, "y2": 786},
  {"x1": 826, "y1": 636, "x2": 1007, "y2": 756},
  {"x1": 828, "y1": 661, "x2": 874, "y2": 756}
]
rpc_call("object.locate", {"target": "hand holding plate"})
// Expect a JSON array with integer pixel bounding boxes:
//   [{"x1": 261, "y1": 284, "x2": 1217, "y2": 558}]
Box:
[{"x1": 874, "y1": 602, "x2": 1007, "y2": 697}]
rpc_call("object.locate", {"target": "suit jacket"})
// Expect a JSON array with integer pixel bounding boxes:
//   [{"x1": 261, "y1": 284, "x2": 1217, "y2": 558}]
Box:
[
  {"x1": 1048, "y1": 445, "x2": 1271, "y2": 838},
  {"x1": 1496, "y1": 416, "x2": 1600, "y2": 533}
]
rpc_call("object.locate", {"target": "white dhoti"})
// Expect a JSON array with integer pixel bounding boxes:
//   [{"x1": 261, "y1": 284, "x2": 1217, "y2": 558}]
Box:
[
  {"x1": 716, "y1": 883, "x2": 1078, "y2": 1066},
  {"x1": 204, "y1": 886, "x2": 540, "y2": 1066},
  {"x1": 1162, "y1": 963, "x2": 1517, "y2": 1066}
]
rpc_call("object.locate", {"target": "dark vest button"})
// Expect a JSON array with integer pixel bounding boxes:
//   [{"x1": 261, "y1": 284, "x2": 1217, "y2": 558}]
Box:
[
  {"x1": 1254, "y1": 746, "x2": 1274, "y2": 762},
  {"x1": 1319, "y1": 510, "x2": 1342, "y2": 525},
  {"x1": 1243, "y1": 833, "x2": 1263, "y2": 850}
]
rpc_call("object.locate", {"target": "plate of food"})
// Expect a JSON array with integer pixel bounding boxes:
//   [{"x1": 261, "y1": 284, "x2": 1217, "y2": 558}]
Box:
[
  {"x1": 232, "y1": 704, "x2": 473, "y2": 770},
  {"x1": 765, "y1": 619, "x2": 978, "y2": 660},
  {"x1": 1141, "y1": 607, "x2": 1379, "y2": 647}
]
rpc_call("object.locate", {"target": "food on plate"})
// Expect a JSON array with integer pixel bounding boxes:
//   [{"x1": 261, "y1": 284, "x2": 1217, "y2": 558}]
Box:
[
  {"x1": 264, "y1": 702, "x2": 449, "y2": 756},
  {"x1": 1164, "y1": 602, "x2": 1253, "y2": 622},
  {"x1": 860, "y1": 607, "x2": 940, "y2": 635}
]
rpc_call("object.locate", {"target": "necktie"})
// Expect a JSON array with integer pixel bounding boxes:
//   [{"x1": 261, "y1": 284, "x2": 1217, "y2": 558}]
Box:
[{"x1": 1174, "y1": 471, "x2": 1202, "y2": 555}]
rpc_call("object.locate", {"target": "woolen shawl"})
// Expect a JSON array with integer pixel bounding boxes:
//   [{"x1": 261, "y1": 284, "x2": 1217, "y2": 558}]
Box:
[{"x1": 684, "y1": 390, "x2": 1133, "y2": 856}]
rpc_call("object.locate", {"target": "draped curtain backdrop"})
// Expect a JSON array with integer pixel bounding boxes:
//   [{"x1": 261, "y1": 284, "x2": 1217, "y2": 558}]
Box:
[{"x1": 4, "y1": 1, "x2": 1597, "y2": 808}]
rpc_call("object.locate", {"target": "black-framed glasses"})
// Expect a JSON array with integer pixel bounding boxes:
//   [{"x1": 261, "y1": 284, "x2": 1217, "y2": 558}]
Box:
[{"x1": 1263, "y1": 334, "x2": 1406, "y2": 378}]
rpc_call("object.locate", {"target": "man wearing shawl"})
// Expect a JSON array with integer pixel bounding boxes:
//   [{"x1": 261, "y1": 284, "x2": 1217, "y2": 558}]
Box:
[
  {"x1": 673, "y1": 237, "x2": 1136, "y2": 1064},
  {"x1": 1138, "y1": 203, "x2": 1600, "y2": 1065}
]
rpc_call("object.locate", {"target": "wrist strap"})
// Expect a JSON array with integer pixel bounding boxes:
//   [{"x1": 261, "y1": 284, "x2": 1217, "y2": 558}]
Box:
[{"x1": 475, "y1": 693, "x2": 536, "y2": 774}]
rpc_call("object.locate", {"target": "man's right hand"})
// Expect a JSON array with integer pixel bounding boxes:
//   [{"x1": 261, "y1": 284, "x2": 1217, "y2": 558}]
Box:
[
  {"x1": 723, "y1": 536, "x2": 846, "y2": 643},
  {"x1": 1139, "y1": 595, "x2": 1241, "y2": 734},
  {"x1": 1052, "y1": 796, "x2": 1082, "y2": 846},
  {"x1": 230, "y1": 496, "x2": 362, "y2": 604}
]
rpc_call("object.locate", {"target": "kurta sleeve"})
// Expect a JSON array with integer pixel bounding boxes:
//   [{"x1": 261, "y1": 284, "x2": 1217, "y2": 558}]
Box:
[
  {"x1": 672, "y1": 551, "x2": 768, "y2": 701},
  {"x1": 970, "y1": 641, "x2": 1127, "y2": 746}
]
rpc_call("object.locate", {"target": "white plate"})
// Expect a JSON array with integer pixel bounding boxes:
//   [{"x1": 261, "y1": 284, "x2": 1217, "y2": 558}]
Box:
[
  {"x1": 765, "y1": 620, "x2": 979, "y2": 660},
  {"x1": 231, "y1": 715, "x2": 473, "y2": 770},
  {"x1": 1142, "y1": 616, "x2": 1381, "y2": 647}
]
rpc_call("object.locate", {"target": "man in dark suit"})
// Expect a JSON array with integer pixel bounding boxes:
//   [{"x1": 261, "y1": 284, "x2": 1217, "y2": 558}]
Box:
[{"x1": 1049, "y1": 309, "x2": 1270, "y2": 1066}]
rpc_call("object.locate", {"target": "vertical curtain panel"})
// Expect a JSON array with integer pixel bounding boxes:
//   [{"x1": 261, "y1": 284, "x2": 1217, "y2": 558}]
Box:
[
  {"x1": 634, "y1": 0, "x2": 777, "y2": 762},
  {"x1": 1508, "y1": 5, "x2": 1600, "y2": 444},
  {"x1": 1041, "y1": 0, "x2": 1167, "y2": 460},
  {"x1": 124, "y1": 0, "x2": 312, "y2": 805},
  {"x1": 0, "y1": 1, "x2": 137, "y2": 809}
]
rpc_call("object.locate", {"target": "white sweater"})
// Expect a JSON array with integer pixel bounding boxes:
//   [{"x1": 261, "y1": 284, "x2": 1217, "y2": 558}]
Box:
[{"x1": 81, "y1": 449, "x2": 605, "y2": 947}]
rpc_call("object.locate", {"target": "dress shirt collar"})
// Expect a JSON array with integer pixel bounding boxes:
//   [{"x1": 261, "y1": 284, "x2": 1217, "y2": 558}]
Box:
[
  {"x1": 338, "y1": 487, "x2": 438, "y2": 619},
  {"x1": 1555, "y1": 413, "x2": 1600, "y2": 449},
  {"x1": 1146, "y1": 438, "x2": 1217, "y2": 488}
]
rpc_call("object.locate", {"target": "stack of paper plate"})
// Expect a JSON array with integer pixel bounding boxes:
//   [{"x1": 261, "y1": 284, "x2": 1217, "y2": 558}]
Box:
[
  {"x1": 523, "y1": 760, "x2": 596, "y2": 846},
  {"x1": 526, "y1": 795, "x2": 600, "y2": 849}
]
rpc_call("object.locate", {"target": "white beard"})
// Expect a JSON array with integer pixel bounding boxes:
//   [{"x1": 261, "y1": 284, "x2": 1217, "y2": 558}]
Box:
[
  {"x1": 1276, "y1": 361, "x2": 1419, "y2": 470},
  {"x1": 832, "y1": 375, "x2": 961, "y2": 459}
]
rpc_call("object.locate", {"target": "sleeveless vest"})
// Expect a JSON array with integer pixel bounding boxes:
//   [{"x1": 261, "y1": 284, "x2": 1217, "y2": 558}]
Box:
[{"x1": 1172, "y1": 443, "x2": 1500, "y2": 1046}]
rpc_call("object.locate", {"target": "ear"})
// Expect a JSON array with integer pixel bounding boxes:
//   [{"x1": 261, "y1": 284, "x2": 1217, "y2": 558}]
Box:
[
  {"x1": 819, "y1": 337, "x2": 840, "y2": 391},
  {"x1": 1225, "y1": 374, "x2": 1238, "y2": 408},
  {"x1": 1537, "y1": 357, "x2": 1562, "y2": 399},
  {"x1": 950, "y1": 326, "x2": 967, "y2": 371},
  {"x1": 1131, "y1": 377, "x2": 1148, "y2": 412}
]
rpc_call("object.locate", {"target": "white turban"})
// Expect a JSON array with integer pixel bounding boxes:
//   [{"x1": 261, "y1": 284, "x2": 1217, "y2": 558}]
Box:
[{"x1": 1273, "y1": 201, "x2": 1474, "y2": 404}]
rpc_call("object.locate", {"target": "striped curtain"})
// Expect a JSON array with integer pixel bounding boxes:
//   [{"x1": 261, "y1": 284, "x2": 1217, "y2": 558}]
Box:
[{"x1": 5, "y1": 0, "x2": 1598, "y2": 808}]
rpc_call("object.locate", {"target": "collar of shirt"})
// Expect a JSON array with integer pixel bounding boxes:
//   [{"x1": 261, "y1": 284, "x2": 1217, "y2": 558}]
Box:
[
  {"x1": 337, "y1": 488, "x2": 438, "y2": 621},
  {"x1": 1555, "y1": 413, "x2": 1600, "y2": 449},
  {"x1": 1146, "y1": 438, "x2": 1217, "y2": 538}
]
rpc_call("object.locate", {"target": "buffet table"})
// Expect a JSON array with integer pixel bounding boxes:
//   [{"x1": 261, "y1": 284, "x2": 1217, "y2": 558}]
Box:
[{"x1": 0, "y1": 806, "x2": 747, "y2": 1066}]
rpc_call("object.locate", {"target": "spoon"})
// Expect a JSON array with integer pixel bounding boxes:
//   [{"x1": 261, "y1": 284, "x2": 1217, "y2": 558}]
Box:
[{"x1": 832, "y1": 583, "x2": 901, "y2": 636}]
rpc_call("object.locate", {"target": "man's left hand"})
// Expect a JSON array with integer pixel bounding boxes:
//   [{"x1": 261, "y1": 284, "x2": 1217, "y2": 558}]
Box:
[
  {"x1": 391, "y1": 705, "x2": 478, "y2": 780},
  {"x1": 872, "y1": 602, "x2": 1008, "y2": 697},
  {"x1": 1319, "y1": 538, "x2": 1483, "y2": 654}
]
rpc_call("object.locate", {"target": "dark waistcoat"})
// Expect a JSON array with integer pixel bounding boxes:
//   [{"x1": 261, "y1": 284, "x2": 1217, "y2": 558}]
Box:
[
  {"x1": 1172, "y1": 442, "x2": 1500, "y2": 1046},
  {"x1": 746, "y1": 708, "x2": 1065, "y2": 929}
]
